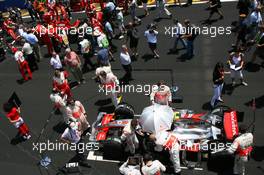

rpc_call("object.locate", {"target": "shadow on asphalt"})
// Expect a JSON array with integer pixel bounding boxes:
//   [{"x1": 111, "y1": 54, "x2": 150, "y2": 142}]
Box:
[
  {"x1": 94, "y1": 99, "x2": 112, "y2": 106},
  {"x1": 53, "y1": 122, "x2": 67, "y2": 134},
  {"x1": 142, "y1": 54, "x2": 154, "y2": 62},
  {"x1": 244, "y1": 95, "x2": 264, "y2": 109},
  {"x1": 251, "y1": 146, "x2": 264, "y2": 162},
  {"x1": 202, "y1": 101, "x2": 212, "y2": 111},
  {"x1": 10, "y1": 134, "x2": 27, "y2": 145},
  {"x1": 244, "y1": 62, "x2": 261, "y2": 72}
]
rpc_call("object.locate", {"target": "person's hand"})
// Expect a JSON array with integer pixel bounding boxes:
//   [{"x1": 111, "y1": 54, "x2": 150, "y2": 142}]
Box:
[{"x1": 17, "y1": 107, "x2": 21, "y2": 113}]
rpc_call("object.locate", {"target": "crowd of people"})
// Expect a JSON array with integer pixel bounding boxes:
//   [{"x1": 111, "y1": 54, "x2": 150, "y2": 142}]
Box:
[{"x1": 0, "y1": 0, "x2": 263, "y2": 175}]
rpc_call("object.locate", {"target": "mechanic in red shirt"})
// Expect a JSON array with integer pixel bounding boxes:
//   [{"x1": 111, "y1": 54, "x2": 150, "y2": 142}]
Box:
[{"x1": 3, "y1": 103, "x2": 31, "y2": 140}]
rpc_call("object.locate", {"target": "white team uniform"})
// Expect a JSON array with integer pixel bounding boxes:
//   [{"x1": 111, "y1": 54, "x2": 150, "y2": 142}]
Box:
[
  {"x1": 142, "y1": 160, "x2": 166, "y2": 175},
  {"x1": 99, "y1": 72, "x2": 119, "y2": 107},
  {"x1": 119, "y1": 161, "x2": 141, "y2": 175},
  {"x1": 228, "y1": 133, "x2": 253, "y2": 175},
  {"x1": 150, "y1": 85, "x2": 172, "y2": 105},
  {"x1": 66, "y1": 101, "x2": 90, "y2": 132},
  {"x1": 50, "y1": 92, "x2": 67, "y2": 121},
  {"x1": 121, "y1": 121, "x2": 139, "y2": 155},
  {"x1": 155, "y1": 131, "x2": 181, "y2": 173}
]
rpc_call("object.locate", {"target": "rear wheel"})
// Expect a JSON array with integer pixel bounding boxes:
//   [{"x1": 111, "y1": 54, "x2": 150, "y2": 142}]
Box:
[{"x1": 103, "y1": 131, "x2": 124, "y2": 160}]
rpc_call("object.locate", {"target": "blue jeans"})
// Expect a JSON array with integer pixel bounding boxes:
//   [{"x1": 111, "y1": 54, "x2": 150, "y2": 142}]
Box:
[
  {"x1": 186, "y1": 40, "x2": 194, "y2": 58},
  {"x1": 174, "y1": 36, "x2": 187, "y2": 50}
]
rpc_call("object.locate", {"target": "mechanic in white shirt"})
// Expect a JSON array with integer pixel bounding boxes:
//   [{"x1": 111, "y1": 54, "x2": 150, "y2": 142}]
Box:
[
  {"x1": 142, "y1": 153, "x2": 166, "y2": 175},
  {"x1": 61, "y1": 120, "x2": 82, "y2": 144},
  {"x1": 50, "y1": 52, "x2": 63, "y2": 70},
  {"x1": 98, "y1": 70, "x2": 119, "y2": 107},
  {"x1": 120, "y1": 45, "x2": 132, "y2": 83},
  {"x1": 22, "y1": 41, "x2": 39, "y2": 71},
  {"x1": 144, "y1": 24, "x2": 159, "y2": 58},
  {"x1": 121, "y1": 119, "x2": 139, "y2": 155},
  {"x1": 149, "y1": 131, "x2": 181, "y2": 175},
  {"x1": 50, "y1": 89, "x2": 67, "y2": 121},
  {"x1": 227, "y1": 125, "x2": 253, "y2": 175},
  {"x1": 119, "y1": 157, "x2": 141, "y2": 175},
  {"x1": 150, "y1": 80, "x2": 172, "y2": 106}
]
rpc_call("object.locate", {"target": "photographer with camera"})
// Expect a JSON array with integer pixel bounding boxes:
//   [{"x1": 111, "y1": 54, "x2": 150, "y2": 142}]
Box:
[
  {"x1": 119, "y1": 156, "x2": 142, "y2": 175},
  {"x1": 144, "y1": 23, "x2": 160, "y2": 59}
]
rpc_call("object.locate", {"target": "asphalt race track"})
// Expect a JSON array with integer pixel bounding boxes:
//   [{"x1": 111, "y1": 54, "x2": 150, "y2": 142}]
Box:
[{"x1": 0, "y1": 2, "x2": 264, "y2": 175}]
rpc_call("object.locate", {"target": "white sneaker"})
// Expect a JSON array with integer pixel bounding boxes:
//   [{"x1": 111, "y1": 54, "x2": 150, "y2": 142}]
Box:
[
  {"x1": 118, "y1": 35, "x2": 124, "y2": 39},
  {"x1": 23, "y1": 134, "x2": 31, "y2": 140},
  {"x1": 241, "y1": 81, "x2": 248, "y2": 86},
  {"x1": 218, "y1": 98, "x2": 224, "y2": 103}
]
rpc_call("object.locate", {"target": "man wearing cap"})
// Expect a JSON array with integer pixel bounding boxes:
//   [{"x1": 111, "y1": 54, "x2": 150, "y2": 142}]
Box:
[
  {"x1": 13, "y1": 47, "x2": 33, "y2": 81},
  {"x1": 149, "y1": 131, "x2": 181, "y2": 175},
  {"x1": 227, "y1": 125, "x2": 253, "y2": 175},
  {"x1": 64, "y1": 48, "x2": 85, "y2": 84},
  {"x1": 150, "y1": 81, "x2": 172, "y2": 106}
]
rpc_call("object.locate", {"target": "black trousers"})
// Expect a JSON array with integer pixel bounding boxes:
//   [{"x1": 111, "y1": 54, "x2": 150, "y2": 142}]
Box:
[
  {"x1": 122, "y1": 64, "x2": 132, "y2": 81},
  {"x1": 82, "y1": 53, "x2": 95, "y2": 70},
  {"x1": 26, "y1": 53, "x2": 38, "y2": 71}
]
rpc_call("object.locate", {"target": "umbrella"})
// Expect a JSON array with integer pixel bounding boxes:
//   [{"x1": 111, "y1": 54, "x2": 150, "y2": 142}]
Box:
[{"x1": 139, "y1": 104, "x2": 174, "y2": 134}]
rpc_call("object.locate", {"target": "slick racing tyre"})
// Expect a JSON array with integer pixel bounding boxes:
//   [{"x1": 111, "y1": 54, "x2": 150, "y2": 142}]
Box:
[
  {"x1": 114, "y1": 102, "x2": 135, "y2": 120},
  {"x1": 103, "y1": 135, "x2": 124, "y2": 160}
]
